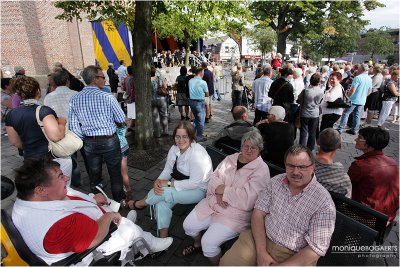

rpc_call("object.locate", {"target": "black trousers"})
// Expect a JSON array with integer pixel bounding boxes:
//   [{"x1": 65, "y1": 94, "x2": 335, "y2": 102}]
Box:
[
  {"x1": 320, "y1": 113, "x2": 341, "y2": 132},
  {"x1": 254, "y1": 108, "x2": 268, "y2": 125}
]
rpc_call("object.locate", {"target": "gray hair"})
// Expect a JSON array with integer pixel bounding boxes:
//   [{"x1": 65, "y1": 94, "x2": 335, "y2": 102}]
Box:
[
  {"x1": 318, "y1": 128, "x2": 341, "y2": 152},
  {"x1": 284, "y1": 144, "x2": 315, "y2": 165},
  {"x1": 360, "y1": 63, "x2": 369, "y2": 72},
  {"x1": 241, "y1": 130, "x2": 264, "y2": 151},
  {"x1": 51, "y1": 70, "x2": 69, "y2": 86},
  {"x1": 263, "y1": 66, "x2": 272, "y2": 76},
  {"x1": 82, "y1": 65, "x2": 102, "y2": 85}
]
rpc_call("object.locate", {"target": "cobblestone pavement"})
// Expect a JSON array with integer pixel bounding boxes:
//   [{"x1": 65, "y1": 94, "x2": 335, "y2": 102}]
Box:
[{"x1": 1, "y1": 70, "x2": 398, "y2": 266}]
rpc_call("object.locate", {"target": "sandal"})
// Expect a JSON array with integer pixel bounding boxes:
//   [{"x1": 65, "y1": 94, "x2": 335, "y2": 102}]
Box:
[
  {"x1": 182, "y1": 243, "x2": 202, "y2": 256},
  {"x1": 121, "y1": 200, "x2": 146, "y2": 210}
]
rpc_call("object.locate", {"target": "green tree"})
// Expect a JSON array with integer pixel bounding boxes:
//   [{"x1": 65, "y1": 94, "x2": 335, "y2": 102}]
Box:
[
  {"x1": 249, "y1": 0, "x2": 383, "y2": 55},
  {"x1": 153, "y1": 0, "x2": 249, "y2": 66},
  {"x1": 247, "y1": 25, "x2": 276, "y2": 64},
  {"x1": 360, "y1": 30, "x2": 395, "y2": 59},
  {"x1": 54, "y1": 0, "x2": 155, "y2": 149}
]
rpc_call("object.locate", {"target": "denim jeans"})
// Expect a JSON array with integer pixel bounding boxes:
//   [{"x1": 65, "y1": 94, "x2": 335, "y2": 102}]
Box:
[
  {"x1": 83, "y1": 135, "x2": 124, "y2": 201},
  {"x1": 337, "y1": 104, "x2": 363, "y2": 133},
  {"x1": 146, "y1": 187, "x2": 206, "y2": 229},
  {"x1": 151, "y1": 98, "x2": 168, "y2": 137},
  {"x1": 233, "y1": 90, "x2": 243, "y2": 108},
  {"x1": 299, "y1": 117, "x2": 319, "y2": 151},
  {"x1": 189, "y1": 99, "x2": 206, "y2": 139}
]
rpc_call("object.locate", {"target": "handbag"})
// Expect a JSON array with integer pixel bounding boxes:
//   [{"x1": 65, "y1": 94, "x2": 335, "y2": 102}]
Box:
[
  {"x1": 35, "y1": 106, "x2": 83, "y2": 158},
  {"x1": 327, "y1": 86, "x2": 351, "y2": 109},
  {"x1": 157, "y1": 76, "x2": 168, "y2": 96},
  {"x1": 294, "y1": 91, "x2": 303, "y2": 129}
]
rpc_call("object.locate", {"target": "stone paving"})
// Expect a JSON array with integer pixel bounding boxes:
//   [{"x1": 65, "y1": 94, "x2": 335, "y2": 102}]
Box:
[{"x1": 1, "y1": 70, "x2": 399, "y2": 266}]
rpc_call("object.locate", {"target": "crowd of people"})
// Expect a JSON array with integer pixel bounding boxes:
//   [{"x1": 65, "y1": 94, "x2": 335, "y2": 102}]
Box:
[{"x1": 1, "y1": 57, "x2": 399, "y2": 266}]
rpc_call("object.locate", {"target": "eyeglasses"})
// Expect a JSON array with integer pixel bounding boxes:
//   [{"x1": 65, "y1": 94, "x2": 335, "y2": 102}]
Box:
[
  {"x1": 175, "y1": 135, "x2": 189, "y2": 140},
  {"x1": 285, "y1": 163, "x2": 313, "y2": 171},
  {"x1": 96, "y1": 75, "x2": 106, "y2": 79},
  {"x1": 242, "y1": 145, "x2": 259, "y2": 152}
]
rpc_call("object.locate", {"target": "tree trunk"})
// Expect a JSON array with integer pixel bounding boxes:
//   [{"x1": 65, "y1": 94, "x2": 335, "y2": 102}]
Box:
[
  {"x1": 132, "y1": 1, "x2": 153, "y2": 150},
  {"x1": 276, "y1": 32, "x2": 289, "y2": 56},
  {"x1": 184, "y1": 36, "x2": 190, "y2": 67}
]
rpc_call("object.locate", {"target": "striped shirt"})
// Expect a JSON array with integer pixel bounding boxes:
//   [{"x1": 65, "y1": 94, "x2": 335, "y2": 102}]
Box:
[
  {"x1": 68, "y1": 86, "x2": 126, "y2": 138},
  {"x1": 315, "y1": 160, "x2": 352, "y2": 198},
  {"x1": 255, "y1": 174, "x2": 336, "y2": 256}
]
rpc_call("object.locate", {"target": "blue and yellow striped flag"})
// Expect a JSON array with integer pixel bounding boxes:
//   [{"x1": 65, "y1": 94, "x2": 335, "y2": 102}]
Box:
[{"x1": 91, "y1": 19, "x2": 132, "y2": 70}]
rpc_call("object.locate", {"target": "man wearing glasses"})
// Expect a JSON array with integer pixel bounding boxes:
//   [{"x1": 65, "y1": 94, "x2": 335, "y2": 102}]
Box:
[
  {"x1": 69, "y1": 65, "x2": 126, "y2": 202},
  {"x1": 220, "y1": 144, "x2": 336, "y2": 266}
]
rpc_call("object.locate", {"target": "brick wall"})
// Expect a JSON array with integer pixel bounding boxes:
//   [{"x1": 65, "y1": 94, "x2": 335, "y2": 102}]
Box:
[{"x1": 0, "y1": 1, "x2": 95, "y2": 78}]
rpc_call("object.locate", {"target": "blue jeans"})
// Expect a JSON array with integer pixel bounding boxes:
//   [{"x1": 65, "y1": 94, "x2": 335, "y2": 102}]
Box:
[
  {"x1": 151, "y1": 98, "x2": 168, "y2": 137},
  {"x1": 189, "y1": 99, "x2": 206, "y2": 139},
  {"x1": 84, "y1": 135, "x2": 124, "y2": 201},
  {"x1": 337, "y1": 104, "x2": 363, "y2": 133},
  {"x1": 146, "y1": 187, "x2": 206, "y2": 229}
]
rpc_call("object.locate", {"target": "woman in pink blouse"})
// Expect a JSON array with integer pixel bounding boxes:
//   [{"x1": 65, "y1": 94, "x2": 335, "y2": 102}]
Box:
[{"x1": 182, "y1": 130, "x2": 270, "y2": 265}]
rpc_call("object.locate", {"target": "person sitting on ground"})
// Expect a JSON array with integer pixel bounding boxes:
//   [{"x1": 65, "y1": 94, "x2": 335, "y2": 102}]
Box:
[
  {"x1": 214, "y1": 106, "x2": 256, "y2": 151},
  {"x1": 256, "y1": 106, "x2": 294, "y2": 169},
  {"x1": 182, "y1": 131, "x2": 270, "y2": 265},
  {"x1": 220, "y1": 145, "x2": 336, "y2": 266},
  {"x1": 12, "y1": 159, "x2": 173, "y2": 265},
  {"x1": 315, "y1": 128, "x2": 352, "y2": 197},
  {"x1": 121, "y1": 122, "x2": 213, "y2": 238},
  {"x1": 349, "y1": 127, "x2": 399, "y2": 223}
]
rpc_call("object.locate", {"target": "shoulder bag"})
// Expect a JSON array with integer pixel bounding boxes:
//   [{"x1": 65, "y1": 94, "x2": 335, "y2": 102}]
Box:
[
  {"x1": 157, "y1": 76, "x2": 168, "y2": 97},
  {"x1": 326, "y1": 86, "x2": 351, "y2": 109},
  {"x1": 36, "y1": 106, "x2": 83, "y2": 158}
]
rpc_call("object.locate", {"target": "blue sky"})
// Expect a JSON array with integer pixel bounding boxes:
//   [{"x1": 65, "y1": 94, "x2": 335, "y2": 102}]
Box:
[{"x1": 362, "y1": 0, "x2": 400, "y2": 29}]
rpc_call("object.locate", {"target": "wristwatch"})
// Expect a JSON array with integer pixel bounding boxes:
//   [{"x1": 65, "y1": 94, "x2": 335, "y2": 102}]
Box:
[{"x1": 167, "y1": 181, "x2": 171, "y2": 187}]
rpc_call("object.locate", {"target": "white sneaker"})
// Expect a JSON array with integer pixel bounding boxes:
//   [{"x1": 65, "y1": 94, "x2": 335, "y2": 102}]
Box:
[{"x1": 150, "y1": 237, "x2": 173, "y2": 253}]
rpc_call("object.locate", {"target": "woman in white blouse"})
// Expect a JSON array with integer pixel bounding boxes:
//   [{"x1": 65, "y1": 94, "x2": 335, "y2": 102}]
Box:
[
  {"x1": 320, "y1": 72, "x2": 344, "y2": 132},
  {"x1": 122, "y1": 121, "x2": 212, "y2": 237}
]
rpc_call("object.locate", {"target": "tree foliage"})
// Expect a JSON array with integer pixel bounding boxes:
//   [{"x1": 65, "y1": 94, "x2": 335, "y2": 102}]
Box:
[
  {"x1": 246, "y1": 25, "x2": 276, "y2": 62},
  {"x1": 249, "y1": 0, "x2": 384, "y2": 56},
  {"x1": 54, "y1": 0, "x2": 135, "y2": 28},
  {"x1": 152, "y1": 0, "x2": 250, "y2": 66},
  {"x1": 360, "y1": 30, "x2": 395, "y2": 59}
]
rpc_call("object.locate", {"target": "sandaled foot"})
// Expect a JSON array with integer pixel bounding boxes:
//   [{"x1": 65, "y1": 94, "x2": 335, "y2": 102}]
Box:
[{"x1": 182, "y1": 243, "x2": 202, "y2": 256}]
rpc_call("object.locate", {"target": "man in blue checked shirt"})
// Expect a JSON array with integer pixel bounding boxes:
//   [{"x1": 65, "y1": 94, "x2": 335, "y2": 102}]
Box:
[{"x1": 68, "y1": 65, "x2": 126, "y2": 202}]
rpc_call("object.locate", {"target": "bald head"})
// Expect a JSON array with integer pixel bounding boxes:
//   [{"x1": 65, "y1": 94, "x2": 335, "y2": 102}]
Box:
[{"x1": 232, "y1": 106, "x2": 248, "y2": 121}]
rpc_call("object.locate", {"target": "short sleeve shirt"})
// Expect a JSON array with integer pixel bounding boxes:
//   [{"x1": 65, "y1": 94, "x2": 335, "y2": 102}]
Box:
[
  {"x1": 5, "y1": 105, "x2": 57, "y2": 159},
  {"x1": 188, "y1": 77, "x2": 208, "y2": 100},
  {"x1": 255, "y1": 174, "x2": 336, "y2": 256}
]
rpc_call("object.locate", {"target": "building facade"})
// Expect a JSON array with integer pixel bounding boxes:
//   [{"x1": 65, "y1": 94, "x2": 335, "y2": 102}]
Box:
[{"x1": 1, "y1": 1, "x2": 94, "y2": 82}]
